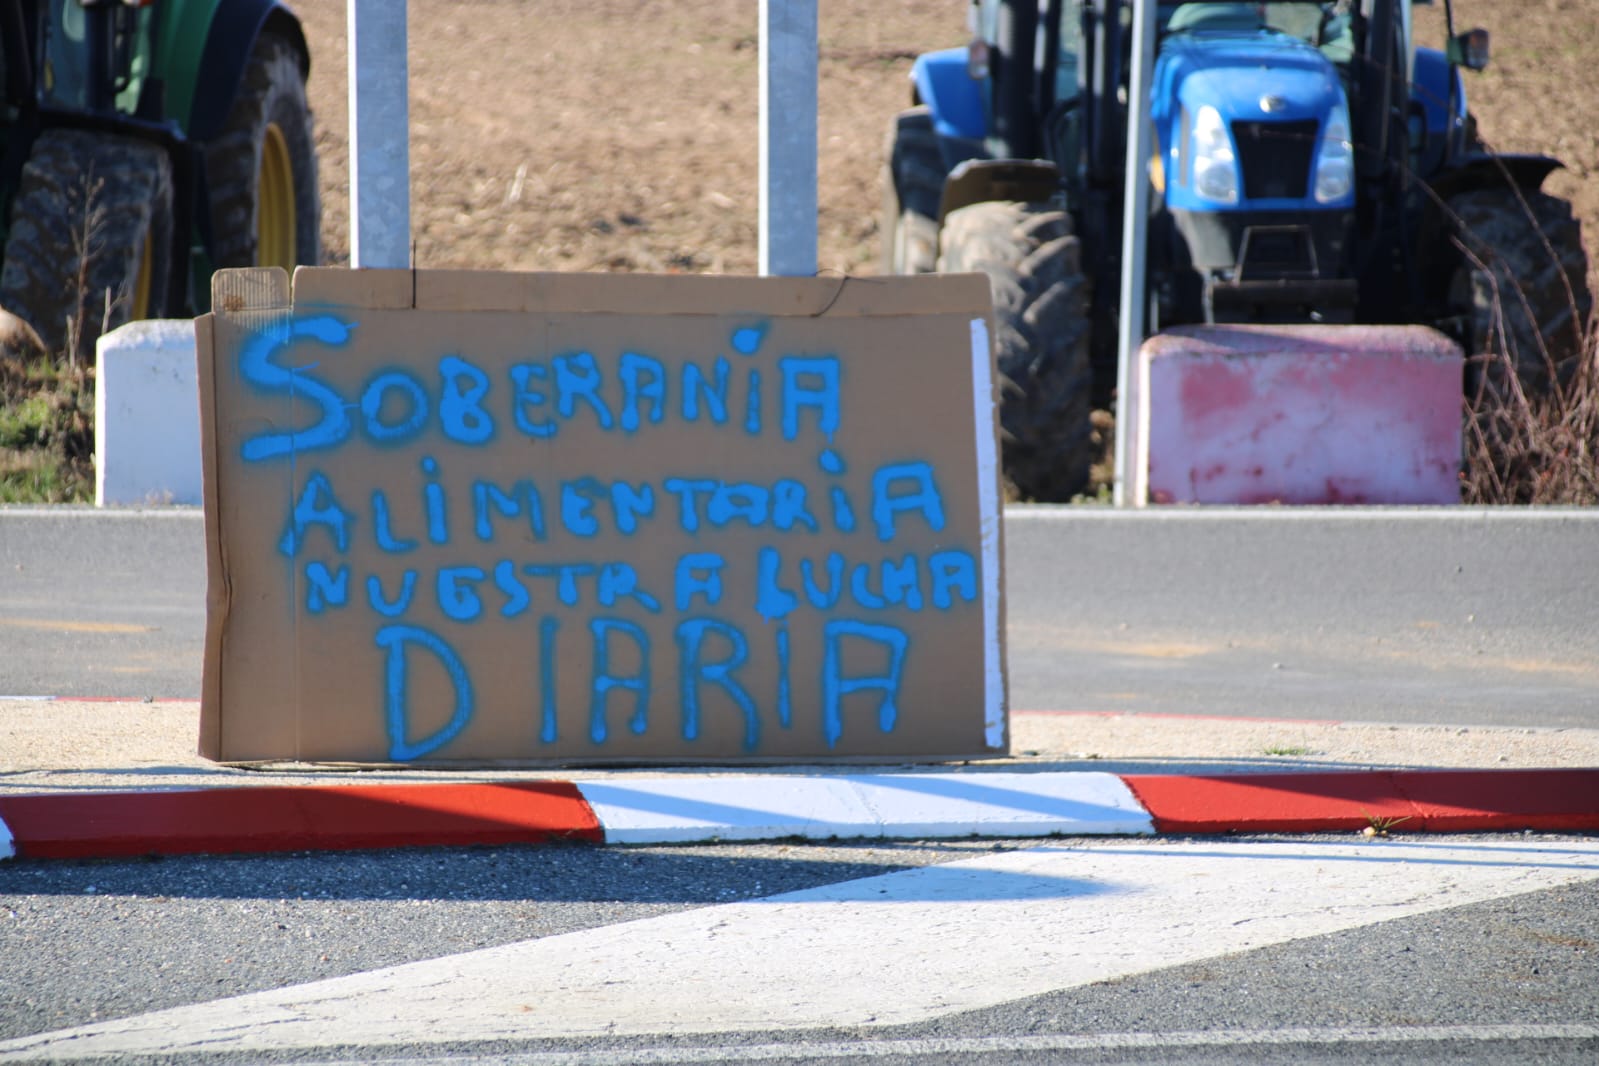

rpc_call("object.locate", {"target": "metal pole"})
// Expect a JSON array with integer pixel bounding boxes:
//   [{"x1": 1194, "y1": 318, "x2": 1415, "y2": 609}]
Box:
[
  {"x1": 348, "y1": 0, "x2": 411, "y2": 269},
  {"x1": 758, "y1": 0, "x2": 818, "y2": 277},
  {"x1": 1112, "y1": 0, "x2": 1157, "y2": 507}
]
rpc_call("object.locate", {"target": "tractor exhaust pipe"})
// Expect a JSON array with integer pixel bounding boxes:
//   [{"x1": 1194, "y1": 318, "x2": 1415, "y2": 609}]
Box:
[{"x1": 991, "y1": 0, "x2": 1039, "y2": 160}]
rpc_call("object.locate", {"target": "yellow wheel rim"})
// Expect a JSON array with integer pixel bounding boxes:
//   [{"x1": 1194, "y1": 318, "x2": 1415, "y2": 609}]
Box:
[
  {"x1": 256, "y1": 122, "x2": 297, "y2": 269},
  {"x1": 131, "y1": 229, "x2": 154, "y2": 320}
]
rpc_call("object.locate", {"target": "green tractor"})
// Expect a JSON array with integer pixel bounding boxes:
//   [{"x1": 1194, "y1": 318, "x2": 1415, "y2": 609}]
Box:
[
  {"x1": 0, "y1": 0, "x2": 319, "y2": 358},
  {"x1": 884, "y1": 1, "x2": 1592, "y2": 500}
]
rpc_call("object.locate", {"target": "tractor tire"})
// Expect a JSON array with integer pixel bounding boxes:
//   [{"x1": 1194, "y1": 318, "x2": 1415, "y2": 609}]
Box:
[
  {"x1": 0, "y1": 129, "x2": 173, "y2": 359},
  {"x1": 1447, "y1": 186, "x2": 1591, "y2": 397},
  {"x1": 881, "y1": 107, "x2": 943, "y2": 275},
  {"x1": 939, "y1": 200, "x2": 1094, "y2": 501},
  {"x1": 205, "y1": 31, "x2": 321, "y2": 273}
]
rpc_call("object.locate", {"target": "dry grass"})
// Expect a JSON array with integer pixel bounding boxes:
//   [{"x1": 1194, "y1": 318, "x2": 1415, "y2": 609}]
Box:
[
  {"x1": 1463, "y1": 319, "x2": 1599, "y2": 505},
  {"x1": 1447, "y1": 157, "x2": 1598, "y2": 505},
  {"x1": 0, "y1": 358, "x2": 94, "y2": 502}
]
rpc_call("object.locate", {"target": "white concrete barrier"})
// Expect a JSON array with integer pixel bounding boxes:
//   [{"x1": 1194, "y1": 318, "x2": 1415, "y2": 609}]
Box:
[
  {"x1": 1140, "y1": 324, "x2": 1464, "y2": 505},
  {"x1": 90, "y1": 318, "x2": 1465, "y2": 510},
  {"x1": 95, "y1": 319, "x2": 201, "y2": 507}
]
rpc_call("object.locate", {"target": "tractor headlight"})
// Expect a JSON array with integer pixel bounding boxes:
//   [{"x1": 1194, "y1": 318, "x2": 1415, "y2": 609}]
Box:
[
  {"x1": 1191, "y1": 105, "x2": 1239, "y2": 205},
  {"x1": 1314, "y1": 102, "x2": 1354, "y2": 203}
]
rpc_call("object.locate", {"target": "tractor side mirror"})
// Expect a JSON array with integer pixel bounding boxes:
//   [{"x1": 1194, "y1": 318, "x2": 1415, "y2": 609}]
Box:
[
  {"x1": 967, "y1": 37, "x2": 991, "y2": 80},
  {"x1": 1447, "y1": 28, "x2": 1491, "y2": 72}
]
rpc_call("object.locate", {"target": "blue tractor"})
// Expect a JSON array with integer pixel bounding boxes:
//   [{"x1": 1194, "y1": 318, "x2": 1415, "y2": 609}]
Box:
[{"x1": 884, "y1": 0, "x2": 1591, "y2": 500}]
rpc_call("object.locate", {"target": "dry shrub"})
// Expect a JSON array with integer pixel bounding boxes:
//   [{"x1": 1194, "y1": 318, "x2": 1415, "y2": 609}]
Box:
[{"x1": 1461, "y1": 283, "x2": 1598, "y2": 504}]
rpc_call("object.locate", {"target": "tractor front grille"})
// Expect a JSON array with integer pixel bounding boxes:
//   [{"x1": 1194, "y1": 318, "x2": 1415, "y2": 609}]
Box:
[{"x1": 1231, "y1": 119, "x2": 1317, "y2": 201}]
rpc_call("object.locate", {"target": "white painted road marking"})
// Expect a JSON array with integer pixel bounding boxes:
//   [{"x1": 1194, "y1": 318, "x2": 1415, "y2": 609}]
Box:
[
  {"x1": 293, "y1": 1026, "x2": 1599, "y2": 1066},
  {"x1": 3, "y1": 838, "x2": 1596, "y2": 1060},
  {"x1": 579, "y1": 771, "x2": 1153, "y2": 843}
]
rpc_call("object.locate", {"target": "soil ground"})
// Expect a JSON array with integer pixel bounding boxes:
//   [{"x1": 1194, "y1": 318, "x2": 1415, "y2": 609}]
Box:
[
  {"x1": 6, "y1": 1, "x2": 1595, "y2": 501},
  {"x1": 294, "y1": 0, "x2": 1599, "y2": 293}
]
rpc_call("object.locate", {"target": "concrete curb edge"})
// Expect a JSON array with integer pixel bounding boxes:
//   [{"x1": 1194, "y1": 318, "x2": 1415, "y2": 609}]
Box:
[{"x1": 2, "y1": 768, "x2": 1596, "y2": 860}]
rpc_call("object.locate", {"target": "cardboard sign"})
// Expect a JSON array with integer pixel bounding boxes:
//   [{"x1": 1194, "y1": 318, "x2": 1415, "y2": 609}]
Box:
[{"x1": 196, "y1": 268, "x2": 1005, "y2": 765}]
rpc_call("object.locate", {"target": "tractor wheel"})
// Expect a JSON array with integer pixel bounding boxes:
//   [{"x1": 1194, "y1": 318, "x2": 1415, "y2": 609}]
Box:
[
  {"x1": 1447, "y1": 186, "x2": 1591, "y2": 397},
  {"x1": 0, "y1": 129, "x2": 173, "y2": 360},
  {"x1": 938, "y1": 200, "x2": 1094, "y2": 501},
  {"x1": 205, "y1": 31, "x2": 321, "y2": 273},
  {"x1": 881, "y1": 107, "x2": 943, "y2": 275}
]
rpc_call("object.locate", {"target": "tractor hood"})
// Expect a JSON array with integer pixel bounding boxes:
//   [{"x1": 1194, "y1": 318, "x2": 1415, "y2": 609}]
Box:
[
  {"x1": 1159, "y1": 31, "x2": 1342, "y2": 124},
  {"x1": 1154, "y1": 29, "x2": 1352, "y2": 212}
]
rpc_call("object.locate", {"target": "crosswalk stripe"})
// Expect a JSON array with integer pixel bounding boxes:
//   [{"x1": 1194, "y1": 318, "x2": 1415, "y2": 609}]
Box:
[{"x1": 3, "y1": 838, "x2": 1596, "y2": 1060}]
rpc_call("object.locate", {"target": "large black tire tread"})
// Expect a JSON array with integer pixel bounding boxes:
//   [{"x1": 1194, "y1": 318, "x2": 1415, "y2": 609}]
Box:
[
  {"x1": 0, "y1": 129, "x2": 173, "y2": 359},
  {"x1": 205, "y1": 32, "x2": 322, "y2": 270},
  {"x1": 881, "y1": 107, "x2": 943, "y2": 275},
  {"x1": 939, "y1": 200, "x2": 1094, "y2": 501},
  {"x1": 1448, "y1": 186, "x2": 1592, "y2": 397}
]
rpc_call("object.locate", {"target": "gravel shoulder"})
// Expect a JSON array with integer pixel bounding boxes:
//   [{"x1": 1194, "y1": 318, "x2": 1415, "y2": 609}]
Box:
[{"x1": 4, "y1": 700, "x2": 1596, "y2": 795}]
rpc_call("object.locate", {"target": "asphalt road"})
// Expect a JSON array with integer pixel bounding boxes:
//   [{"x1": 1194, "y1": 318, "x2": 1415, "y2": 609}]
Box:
[
  {"x1": 3, "y1": 506, "x2": 1598, "y2": 1065},
  {"x1": 2, "y1": 505, "x2": 1597, "y2": 726},
  {"x1": 1005, "y1": 506, "x2": 1599, "y2": 726},
  {"x1": 1, "y1": 836, "x2": 1595, "y2": 1064}
]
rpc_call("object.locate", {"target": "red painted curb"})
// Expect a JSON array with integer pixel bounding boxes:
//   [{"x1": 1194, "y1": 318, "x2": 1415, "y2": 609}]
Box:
[
  {"x1": 0, "y1": 782, "x2": 603, "y2": 859},
  {"x1": 1121, "y1": 769, "x2": 1599, "y2": 834},
  {"x1": 1390, "y1": 769, "x2": 1599, "y2": 832}
]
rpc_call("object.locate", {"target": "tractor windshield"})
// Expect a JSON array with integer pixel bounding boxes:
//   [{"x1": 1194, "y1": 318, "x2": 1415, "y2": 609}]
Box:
[
  {"x1": 38, "y1": 0, "x2": 93, "y2": 110},
  {"x1": 36, "y1": 0, "x2": 152, "y2": 114},
  {"x1": 1160, "y1": 3, "x2": 1353, "y2": 63},
  {"x1": 1048, "y1": 3, "x2": 1355, "y2": 105}
]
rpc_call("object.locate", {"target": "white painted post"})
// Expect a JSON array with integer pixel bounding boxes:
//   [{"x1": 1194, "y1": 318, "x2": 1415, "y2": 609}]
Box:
[
  {"x1": 347, "y1": 0, "x2": 411, "y2": 269},
  {"x1": 1112, "y1": 0, "x2": 1157, "y2": 507},
  {"x1": 758, "y1": 0, "x2": 818, "y2": 277}
]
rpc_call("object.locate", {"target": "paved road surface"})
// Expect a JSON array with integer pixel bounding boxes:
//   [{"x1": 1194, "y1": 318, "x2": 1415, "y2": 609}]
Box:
[
  {"x1": 4, "y1": 507, "x2": 1598, "y2": 1063},
  {"x1": 3, "y1": 506, "x2": 1597, "y2": 725},
  {"x1": 1006, "y1": 507, "x2": 1599, "y2": 726},
  {"x1": 1, "y1": 834, "x2": 1595, "y2": 1064}
]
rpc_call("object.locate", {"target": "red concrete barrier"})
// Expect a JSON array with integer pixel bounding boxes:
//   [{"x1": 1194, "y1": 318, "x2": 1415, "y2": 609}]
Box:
[{"x1": 1141, "y1": 324, "x2": 1463, "y2": 504}]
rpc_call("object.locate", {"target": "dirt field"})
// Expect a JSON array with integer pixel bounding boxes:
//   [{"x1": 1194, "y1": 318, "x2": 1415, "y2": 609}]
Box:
[
  {"x1": 299, "y1": 0, "x2": 946, "y2": 276},
  {"x1": 293, "y1": 0, "x2": 1599, "y2": 291},
  {"x1": 7, "y1": 1, "x2": 1593, "y2": 502}
]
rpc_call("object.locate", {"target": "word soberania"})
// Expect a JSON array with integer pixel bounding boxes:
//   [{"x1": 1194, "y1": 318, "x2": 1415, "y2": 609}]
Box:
[
  {"x1": 243, "y1": 315, "x2": 984, "y2": 761},
  {"x1": 238, "y1": 316, "x2": 851, "y2": 460}
]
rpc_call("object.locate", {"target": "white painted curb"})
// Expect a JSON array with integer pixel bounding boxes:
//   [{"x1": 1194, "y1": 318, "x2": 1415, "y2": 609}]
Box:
[
  {"x1": 577, "y1": 772, "x2": 1155, "y2": 845},
  {"x1": 0, "y1": 813, "x2": 13, "y2": 860},
  {"x1": 95, "y1": 319, "x2": 202, "y2": 507}
]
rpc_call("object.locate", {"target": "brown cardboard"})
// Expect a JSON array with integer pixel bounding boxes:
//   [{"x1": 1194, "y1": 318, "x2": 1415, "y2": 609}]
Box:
[{"x1": 197, "y1": 267, "x2": 1006, "y2": 765}]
